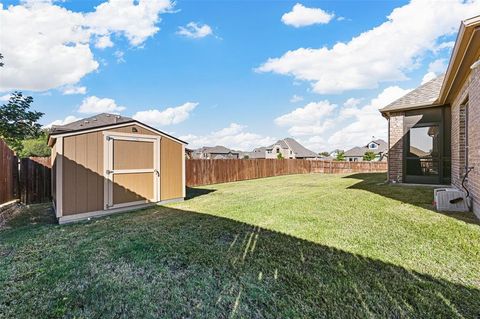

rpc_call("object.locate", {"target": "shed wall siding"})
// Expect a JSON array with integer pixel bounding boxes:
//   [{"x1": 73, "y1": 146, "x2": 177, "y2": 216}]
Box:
[
  {"x1": 60, "y1": 124, "x2": 184, "y2": 216},
  {"x1": 161, "y1": 137, "x2": 183, "y2": 200}
]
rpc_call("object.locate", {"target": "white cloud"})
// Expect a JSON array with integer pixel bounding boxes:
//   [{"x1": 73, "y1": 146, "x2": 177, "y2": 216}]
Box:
[
  {"x1": 61, "y1": 85, "x2": 87, "y2": 95},
  {"x1": 43, "y1": 115, "x2": 80, "y2": 128},
  {"x1": 428, "y1": 58, "x2": 448, "y2": 74},
  {"x1": 133, "y1": 102, "x2": 198, "y2": 126},
  {"x1": 290, "y1": 94, "x2": 304, "y2": 103},
  {"x1": 328, "y1": 86, "x2": 412, "y2": 149},
  {"x1": 177, "y1": 22, "x2": 213, "y2": 39},
  {"x1": 180, "y1": 123, "x2": 275, "y2": 151},
  {"x1": 0, "y1": 0, "x2": 173, "y2": 92},
  {"x1": 85, "y1": 0, "x2": 173, "y2": 46},
  {"x1": 275, "y1": 101, "x2": 337, "y2": 137},
  {"x1": 343, "y1": 97, "x2": 362, "y2": 108},
  {"x1": 281, "y1": 3, "x2": 334, "y2": 27},
  {"x1": 78, "y1": 96, "x2": 126, "y2": 114},
  {"x1": 95, "y1": 35, "x2": 113, "y2": 49},
  {"x1": 0, "y1": 94, "x2": 11, "y2": 102},
  {"x1": 275, "y1": 101, "x2": 336, "y2": 127},
  {"x1": 114, "y1": 50, "x2": 125, "y2": 63},
  {"x1": 421, "y1": 72, "x2": 437, "y2": 84},
  {"x1": 258, "y1": 0, "x2": 479, "y2": 94}
]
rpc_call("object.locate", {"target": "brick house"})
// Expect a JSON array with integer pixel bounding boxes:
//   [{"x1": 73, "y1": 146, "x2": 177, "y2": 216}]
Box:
[{"x1": 380, "y1": 16, "x2": 480, "y2": 218}]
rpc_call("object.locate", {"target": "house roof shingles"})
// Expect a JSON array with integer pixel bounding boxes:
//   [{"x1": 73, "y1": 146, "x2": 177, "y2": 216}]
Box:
[
  {"x1": 380, "y1": 75, "x2": 445, "y2": 113},
  {"x1": 50, "y1": 113, "x2": 135, "y2": 134},
  {"x1": 344, "y1": 139, "x2": 387, "y2": 157},
  {"x1": 267, "y1": 138, "x2": 318, "y2": 158},
  {"x1": 48, "y1": 113, "x2": 187, "y2": 144}
]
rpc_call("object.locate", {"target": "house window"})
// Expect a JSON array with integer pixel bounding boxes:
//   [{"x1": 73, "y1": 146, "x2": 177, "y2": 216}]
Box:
[
  {"x1": 406, "y1": 125, "x2": 439, "y2": 177},
  {"x1": 369, "y1": 143, "x2": 378, "y2": 149},
  {"x1": 276, "y1": 148, "x2": 280, "y2": 154}
]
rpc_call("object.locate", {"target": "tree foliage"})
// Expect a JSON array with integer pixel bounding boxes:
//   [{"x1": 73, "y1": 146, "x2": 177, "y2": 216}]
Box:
[
  {"x1": 17, "y1": 130, "x2": 51, "y2": 158},
  {"x1": 0, "y1": 92, "x2": 44, "y2": 152},
  {"x1": 335, "y1": 151, "x2": 345, "y2": 161},
  {"x1": 277, "y1": 153, "x2": 284, "y2": 159},
  {"x1": 319, "y1": 151, "x2": 330, "y2": 157},
  {"x1": 363, "y1": 151, "x2": 376, "y2": 161}
]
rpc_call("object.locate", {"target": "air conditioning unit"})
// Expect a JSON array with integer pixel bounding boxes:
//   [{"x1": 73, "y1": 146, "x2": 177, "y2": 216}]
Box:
[{"x1": 434, "y1": 188, "x2": 470, "y2": 212}]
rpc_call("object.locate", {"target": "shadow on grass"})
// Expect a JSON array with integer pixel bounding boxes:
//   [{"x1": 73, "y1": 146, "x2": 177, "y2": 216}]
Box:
[
  {"x1": 345, "y1": 173, "x2": 480, "y2": 225},
  {"x1": 185, "y1": 187, "x2": 216, "y2": 200},
  {"x1": 1, "y1": 204, "x2": 479, "y2": 318}
]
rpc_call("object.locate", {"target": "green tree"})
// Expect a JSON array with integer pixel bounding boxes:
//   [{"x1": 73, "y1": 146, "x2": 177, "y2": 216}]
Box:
[
  {"x1": 18, "y1": 130, "x2": 51, "y2": 158},
  {"x1": 363, "y1": 151, "x2": 376, "y2": 161},
  {"x1": 277, "y1": 153, "x2": 284, "y2": 159},
  {"x1": 319, "y1": 151, "x2": 330, "y2": 157},
  {"x1": 0, "y1": 92, "x2": 44, "y2": 152},
  {"x1": 335, "y1": 151, "x2": 345, "y2": 161}
]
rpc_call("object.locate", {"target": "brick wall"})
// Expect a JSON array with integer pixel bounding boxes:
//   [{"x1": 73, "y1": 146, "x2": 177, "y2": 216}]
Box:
[
  {"x1": 451, "y1": 65, "x2": 480, "y2": 218},
  {"x1": 468, "y1": 65, "x2": 480, "y2": 218},
  {"x1": 387, "y1": 112, "x2": 405, "y2": 182}
]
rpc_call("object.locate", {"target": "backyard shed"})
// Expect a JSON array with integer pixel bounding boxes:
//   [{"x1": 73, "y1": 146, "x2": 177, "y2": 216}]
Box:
[{"x1": 48, "y1": 113, "x2": 187, "y2": 224}]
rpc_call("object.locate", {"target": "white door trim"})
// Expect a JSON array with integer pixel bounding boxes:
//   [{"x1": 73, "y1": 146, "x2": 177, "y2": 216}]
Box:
[{"x1": 103, "y1": 132, "x2": 161, "y2": 210}]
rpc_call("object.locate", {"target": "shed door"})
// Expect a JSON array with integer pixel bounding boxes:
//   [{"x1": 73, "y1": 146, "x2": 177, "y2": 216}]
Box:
[{"x1": 104, "y1": 134, "x2": 160, "y2": 210}]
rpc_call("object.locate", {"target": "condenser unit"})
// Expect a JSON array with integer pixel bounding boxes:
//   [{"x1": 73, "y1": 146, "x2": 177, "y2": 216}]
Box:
[{"x1": 434, "y1": 188, "x2": 470, "y2": 213}]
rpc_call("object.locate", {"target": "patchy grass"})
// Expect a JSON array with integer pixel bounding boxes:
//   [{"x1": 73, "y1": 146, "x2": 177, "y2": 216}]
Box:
[{"x1": 1, "y1": 173, "x2": 479, "y2": 318}]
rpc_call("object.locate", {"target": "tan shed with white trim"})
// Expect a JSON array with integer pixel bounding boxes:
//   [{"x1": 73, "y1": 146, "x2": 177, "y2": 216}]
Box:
[{"x1": 48, "y1": 113, "x2": 187, "y2": 224}]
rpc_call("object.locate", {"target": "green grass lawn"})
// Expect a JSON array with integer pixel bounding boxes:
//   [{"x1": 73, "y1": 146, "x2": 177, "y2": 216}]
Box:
[{"x1": 1, "y1": 173, "x2": 480, "y2": 318}]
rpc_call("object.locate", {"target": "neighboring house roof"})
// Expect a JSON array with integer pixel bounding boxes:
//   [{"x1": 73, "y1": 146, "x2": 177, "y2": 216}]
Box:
[
  {"x1": 380, "y1": 75, "x2": 444, "y2": 113},
  {"x1": 345, "y1": 139, "x2": 387, "y2": 157},
  {"x1": 283, "y1": 138, "x2": 319, "y2": 158},
  {"x1": 267, "y1": 138, "x2": 318, "y2": 158},
  {"x1": 266, "y1": 140, "x2": 289, "y2": 150},
  {"x1": 246, "y1": 147, "x2": 267, "y2": 159},
  {"x1": 199, "y1": 146, "x2": 239, "y2": 154},
  {"x1": 48, "y1": 113, "x2": 187, "y2": 144}
]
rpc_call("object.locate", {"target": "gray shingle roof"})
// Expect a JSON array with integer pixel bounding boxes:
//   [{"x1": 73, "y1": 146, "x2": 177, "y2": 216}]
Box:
[
  {"x1": 50, "y1": 113, "x2": 135, "y2": 134},
  {"x1": 48, "y1": 113, "x2": 187, "y2": 144},
  {"x1": 200, "y1": 146, "x2": 239, "y2": 154},
  {"x1": 380, "y1": 75, "x2": 445, "y2": 113},
  {"x1": 344, "y1": 139, "x2": 387, "y2": 157},
  {"x1": 283, "y1": 138, "x2": 319, "y2": 158}
]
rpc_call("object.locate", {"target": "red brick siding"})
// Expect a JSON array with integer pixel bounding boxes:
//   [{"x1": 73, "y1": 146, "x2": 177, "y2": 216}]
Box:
[
  {"x1": 388, "y1": 112, "x2": 404, "y2": 182},
  {"x1": 451, "y1": 65, "x2": 480, "y2": 218}
]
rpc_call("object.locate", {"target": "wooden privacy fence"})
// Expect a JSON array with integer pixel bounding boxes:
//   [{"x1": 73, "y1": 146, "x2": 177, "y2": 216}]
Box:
[
  {"x1": 186, "y1": 159, "x2": 388, "y2": 187},
  {"x1": 20, "y1": 157, "x2": 52, "y2": 204},
  {"x1": 0, "y1": 138, "x2": 52, "y2": 205},
  {"x1": 0, "y1": 139, "x2": 19, "y2": 204}
]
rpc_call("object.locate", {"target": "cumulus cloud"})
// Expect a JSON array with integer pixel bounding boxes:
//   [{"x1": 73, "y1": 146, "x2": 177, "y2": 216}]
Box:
[
  {"x1": 43, "y1": 115, "x2": 80, "y2": 128},
  {"x1": 78, "y1": 96, "x2": 126, "y2": 114},
  {"x1": 133, "y1": 102, "x2": 198, "y2": 126},
  {"x1": 281, "y1": 3, "x2": 334, "y2": 27},
  {"x1": 258, "y1": 0, "x2": 479, "y2": 94},
  {"x1": 0, "y1": 0, "x2": 173, "y2": 92},
  {"x1": 290, "y1": 94, "x2": 304, "y2": 103},
  {"x1": 421, "y1": 72, "x2": 437, "y2": 84},
  {"x1": 177, "y1": 22, "x2": 213, "y2": 39},
  {"x1": 61, "y1": 86, "x2": 87, "y2": 95},
  {"x1": 328, "y1": 86, "x2": 412, "y2": 149},
  {"x1": 0, "y1": 94, "x2": 11, "y2": 102},
  {"x1": 180, "y1": 123, "x2": 275, "y2": 151}
]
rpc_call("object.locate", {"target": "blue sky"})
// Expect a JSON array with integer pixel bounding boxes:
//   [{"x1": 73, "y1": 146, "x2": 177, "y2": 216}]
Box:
[{"x1": 1, "y1": 0, "x2": 478, "y2": 151}]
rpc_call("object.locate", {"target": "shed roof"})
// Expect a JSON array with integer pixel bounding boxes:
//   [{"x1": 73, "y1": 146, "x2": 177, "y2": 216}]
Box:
[
  {"x1": 380, "y1": 75, "x2": 444, "y2": 113},
  {"x1": 48, "y1": 113, "x2": 187, "y2": 145}
]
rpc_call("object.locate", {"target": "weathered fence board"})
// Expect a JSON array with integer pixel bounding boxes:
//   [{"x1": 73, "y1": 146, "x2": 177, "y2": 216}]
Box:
[
  {"x1": 0, "y1": 140, "x2": 19, "y2": 204},
  {"x1": 186, "y1": 159, "x2": 387, "y2": 187},
  {"x1": 20, "y1": 157, "x2": 51, "y2": 205}
]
